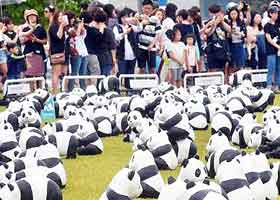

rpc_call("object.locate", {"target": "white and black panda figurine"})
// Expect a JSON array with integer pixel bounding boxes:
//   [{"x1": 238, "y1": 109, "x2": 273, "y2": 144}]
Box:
[
  {"x1": 235, "y1": 152, "x2": 270, "y2": 200},
  {"x1": 206, "y1": 147, "x2": 240, "y2": 178},
  {"x1": 173, "y1": 138, "x2": 198, "y2": 165},
  {"x1": 100, "y1": 168, "x2": 143, "y2": 200},
  {"x1": 177, "y1": 156, "x2": 208, "y2": 182},
  {"x1": 2, "y1": 166, "x2": 63, "y2": 188},
  {"x1": 128, "y1": 147, "x2": 164, "y2": 198},
  {"x1": 211, "y1": 111, "x2": 239, "y2": 140},
  {"x1": 20, "y1": 107, "x2": 42, "y2": 128},
  {"x1": 270, "y1": 162, "x2": 280, "y2": 194},
  {"x1": 19, "y1": 142, "x2": 67, "y2": 188},
  {"x1": 179, "y1": 181, "x2": 228, "y2": 200},
  {"x1": 158, "y1": 177, "x2": 186, "y2": 200},
  {"x1": 128, "y1": 95, "x2": 147, "y2": 116},
  {"x1": 18, "y1": 127, "x2": 45, "y2": 151},
  {"x1": 0, "y1": 111, "x2": 20, "y2": 133},
  {"x1": 0, "y1": 128, "x2": 21, "y2": 162},
  {"x1": 98, "y1": 75, "x2": 120, "y2": 94},
  {"x1": 249, "y1": 150, "x2": 278, "y2": 199},
  {"x1": 231, "y1": 123, "x2": 263, "y2": 149},
  {"x1": 0, "y1": 177, "x2": 62, "y2": 200},
  {"x1": 206, "y1": 132, "x2": 231, "y2": 157},
  {"x1": 45, "y1": 131, "x2": 79, "y2": 159},
  {"x1": 216, "y1": 159, "x2": 254, "y2": 200},
  {"x1": 145, "y1": 131, "x2": 178, "y2": 170},
  {"x1": 0, "y1": 156, "x2": 46, "y2": 175},
  {"x1": 155, "y1": 102, "x2": 195, "y2": 143},
  {"x1": 77, "y1": 131, "x2": 103, "y2": 156}
]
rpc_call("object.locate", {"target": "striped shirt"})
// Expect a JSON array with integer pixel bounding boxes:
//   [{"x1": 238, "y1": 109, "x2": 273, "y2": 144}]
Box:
[{"x1": 137, "y1": 21, "x2": 161, "y2": 51}]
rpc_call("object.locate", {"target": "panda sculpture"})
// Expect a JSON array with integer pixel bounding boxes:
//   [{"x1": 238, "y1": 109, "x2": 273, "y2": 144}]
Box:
[
  {"x1": 20, "y1": 107, "x2": 41, "y2": 128},
  {"x1": 18, "y1": 127, "x2": 45, "y2": 151},
  {"x1": 100, "y1": 168, "x2": 143, "y2": 200},
  {"x1": 145, "y1": 131, "x2": 178, "y2": 170},
  {"x1": 178, "y1": 181, "x2": 228, "y2": 200},
  {"x1": 45, "y1": 131, "x2": 79, "y2": 159},
  {"x1": 206, "y1": 147, "x2": 240, "y2": 178},
  {"x1": 216, "y1": 159, "x2": 254, "y2": 200},
  {"x1": 158, "y1": 177, "x2": 186, "y2": 200},
  {"x1": 211, "y1": 111, "x2": 239, "y2": 140},
  {"x1": 155, "y1": 102, "x2": 195, "y2": 143},
  {"x1": 128, "y1": 147, "x2": 164, "y2": 198},
  {"x1": 177, "y1": 156, "x2": 208, "y2": 182},
  {"x1": 0, "y1": 177, "x2": 62, "y2": 200}
]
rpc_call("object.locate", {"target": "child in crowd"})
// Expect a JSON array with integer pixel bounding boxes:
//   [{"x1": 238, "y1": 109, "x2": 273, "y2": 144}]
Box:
[
  {"x1": 185, "y1": 34, "x2": 199, "y2": 73},
  {"x1": 166, "y1": 27, "x2": 185, "y2": 87},
  {"x1": 6, "y1": 43, "x2": 25, "y2": 79}
]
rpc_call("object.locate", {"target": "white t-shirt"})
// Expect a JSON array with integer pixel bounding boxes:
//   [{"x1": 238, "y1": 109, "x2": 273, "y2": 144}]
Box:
[
  {"x1": 113, "y1": 25, "x2": 136, "y2": 60},
  {"x1": 75, "y1": 31, "x2": 88, "y2": 57},
  {"x1": 185, "y1": 45, "x2": 196, "y2": 66},
  {"x1": 162, "y1": 17, "x2": 175, "y2": 33},
  {"x1": 167, "y1": 41, "x2": 185, "y2": 69}
]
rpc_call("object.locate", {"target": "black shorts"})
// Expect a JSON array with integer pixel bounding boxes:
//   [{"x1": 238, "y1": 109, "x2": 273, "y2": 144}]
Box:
[
  {"x1": 207, "y1": 54, "x2": 227, "y2": 70},
  {"x1": 137, "y1": 48, "x2": 156, "y2": 70}
]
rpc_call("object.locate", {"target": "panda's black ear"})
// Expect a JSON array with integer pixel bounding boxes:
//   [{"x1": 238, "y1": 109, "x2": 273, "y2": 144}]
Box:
[
  {"x1": 186, "y1": 182, "x2": 195, "y2": 190},
  {"x1": 167, "y1": 176, "x2": 176, "y2": 185},
  {"x1": 137, "y1": 144, "x2": 147, "y2": 151},
  {"x1": 182, "y1": 159, "x2": 189, "y2": 168},
  {"x1": 270, "y1": 163, "x2": 274, "y2": 169},
  {"x1": 203, "y1": 178, "x2": 210, "y2": 185},
  {"x1": 7, "y1": 184, "x2": 14, "y2": 191},
  {"x1": 128, "y1": 171, "x2": 135, "y2": 181},
  {"x1": 194, "y1": 155, "x2": 200, "y2": 160}
]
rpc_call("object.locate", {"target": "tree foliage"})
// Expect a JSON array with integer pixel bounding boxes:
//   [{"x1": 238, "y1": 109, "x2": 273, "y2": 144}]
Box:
[{"x1": 3, "y1": 0, "x2": 91, "y2": 26}]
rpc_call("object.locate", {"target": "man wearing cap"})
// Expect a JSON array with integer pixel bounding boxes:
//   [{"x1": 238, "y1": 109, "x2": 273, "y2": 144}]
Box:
[{"x1": 264, "y1": 5, "x2": 280, "y2": 91}]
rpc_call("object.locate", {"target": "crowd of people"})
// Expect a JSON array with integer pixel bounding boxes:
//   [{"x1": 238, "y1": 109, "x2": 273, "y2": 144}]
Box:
[{"x1": 0, "y1": 0, "x2": 279, "y2": 93}]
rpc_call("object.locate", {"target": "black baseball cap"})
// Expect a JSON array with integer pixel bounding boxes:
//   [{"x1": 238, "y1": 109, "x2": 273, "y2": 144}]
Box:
[{"x1": 44, "y1": 5, "x2": 55, "y2": 13}]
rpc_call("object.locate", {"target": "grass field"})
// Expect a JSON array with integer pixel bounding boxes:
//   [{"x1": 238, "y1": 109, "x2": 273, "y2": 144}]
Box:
[{"x1": 60, "y1": 96, "x2": 280, "y2": 200}]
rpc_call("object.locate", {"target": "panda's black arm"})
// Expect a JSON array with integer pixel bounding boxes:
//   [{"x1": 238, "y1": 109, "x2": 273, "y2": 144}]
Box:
[{"x1": 151, "y1": 145, "x2": 172, "y2": 157}]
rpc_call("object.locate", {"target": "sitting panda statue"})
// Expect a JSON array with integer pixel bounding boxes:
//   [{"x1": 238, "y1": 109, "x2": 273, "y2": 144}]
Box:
[
  {"x1": 20, "y1": 106, "x2": 42, "y2": 129},
  {"x1": 155, "y1": 101, "x2": 195, "y2": 142},
  {"x1": 0, "y1": 124, "x2": 21, "y2": 162},
  {"x1": 0, "y1": 177, "x2": 62, "y2": 200},
  {"x1": 158, "y1": 177, "x2": 187, "y2": 200},
  {"x1": 206, "y1": 147, "x2": 240, "y2": 179},
  {"x1": 216, "y1": 158, "x2": 254, "y2": 200},
  {"x1": 177, "y1": 156, "x2": 208, "y2": 182},
  {"x1": 100, "y1": 168, "x2": 143, "y2": 200},
  {"x1": 178, "y1": 181, "x2": 228, "y2": 200},
  {"x1": 18, "y1": 127, "x2": 45, "y2": 151},
  {"x1": 128, "y1": 147, "x2": 164, "y2": 198},
  {"x1": 211, "y1": 111, "x2": 239, "y2": 140},
  {"x1": 145, "y1": 131, "x2": 178, "y2": 170},
  {"x1": 45, "y1": 131, "x2": 79, "y2": 159}
]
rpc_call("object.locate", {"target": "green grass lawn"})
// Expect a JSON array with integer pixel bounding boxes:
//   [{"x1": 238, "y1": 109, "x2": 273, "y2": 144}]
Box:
[{"x1": 61, "y1": 95, "x2": 280, "y2": 200}]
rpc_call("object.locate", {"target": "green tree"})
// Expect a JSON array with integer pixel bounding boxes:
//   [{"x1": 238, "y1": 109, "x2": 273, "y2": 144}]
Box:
[{"x1": 3, "y1": 0, "x2": 91, "y2": 26}]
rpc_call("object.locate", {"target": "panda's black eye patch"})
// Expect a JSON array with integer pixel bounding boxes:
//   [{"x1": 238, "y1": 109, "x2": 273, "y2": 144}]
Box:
[
  {"x1": 133, "y1": 116, "x2": 137, "y2": 120},
  {"x1": 195, "y1": 169, "x2": 201, "y2": 177},
  {"x1": 160, "y1": 108, "x2": 163, "y2": 114}
]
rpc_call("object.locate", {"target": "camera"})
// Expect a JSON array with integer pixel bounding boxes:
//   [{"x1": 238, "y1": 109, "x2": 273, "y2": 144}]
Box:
[{"x1": 241, "y1": 0, "x2": 249, "y2": 12}]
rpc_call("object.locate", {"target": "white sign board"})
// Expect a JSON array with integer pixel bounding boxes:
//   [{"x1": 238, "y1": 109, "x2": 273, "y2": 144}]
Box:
[
  {"x1": 184, "y1": 72, "x2": 225, "y2": 88},
  {"x1": 129, "y1": 79, "x2": 159, "y2": 89},
  {"x1": 6, "y1": 83, "x2": 30, "y2": 95},
  {"x1": 251, "y1": 70, "x2": 267, "y2": 84},
  {"x1": 119, "y1": 74, "x2": 159, "y2": 91}
]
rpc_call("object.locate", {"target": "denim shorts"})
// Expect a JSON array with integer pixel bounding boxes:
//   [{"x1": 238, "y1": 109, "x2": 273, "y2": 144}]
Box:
[{"x1": 0, "y1": 49, "x2": 7, "y2": 64}]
